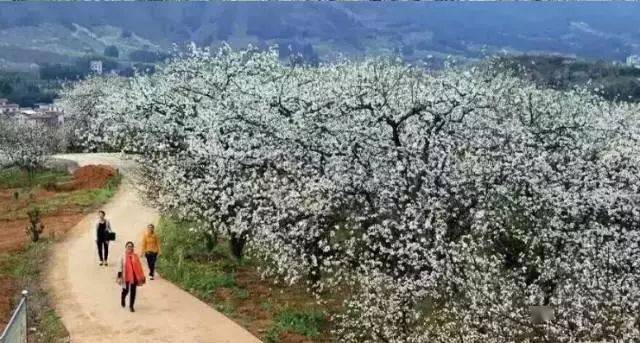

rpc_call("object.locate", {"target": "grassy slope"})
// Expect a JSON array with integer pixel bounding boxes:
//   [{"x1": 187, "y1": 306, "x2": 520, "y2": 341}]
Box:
[
  {"x1": 157, "y1": 216, "x2": 338, "y2": 343},
  {"x1": 0, "y1": 167, "x2": 121, "y2": 342},
  {"x1": 0, "y1": 168, "x2": 121, "y2": 221},
  {"x1": 0, "y1": 23, "x2": 161, "y2": 67},
  {"x1": 0, "y1": 241, "x2": 66, "y2": 342},
  {"x1": 497, "y1": 55, "x2": 640, "y2": 103},
  {"x1": 0, "y1": 168, "x2": 71, "y2": 189}
]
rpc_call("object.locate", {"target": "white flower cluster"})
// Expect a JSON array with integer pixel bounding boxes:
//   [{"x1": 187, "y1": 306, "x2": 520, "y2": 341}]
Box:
[
  {"x1": 0, "y1": 118, "x2": 63, "y2": 171},
  {"x1": 61, "y1": 45, "x2": 640, "y2": 342}
]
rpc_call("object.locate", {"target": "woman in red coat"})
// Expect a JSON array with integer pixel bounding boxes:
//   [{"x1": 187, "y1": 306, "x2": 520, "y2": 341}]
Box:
[{"x1": 116, "y1": 241, "x2": 146, "y2": 312}]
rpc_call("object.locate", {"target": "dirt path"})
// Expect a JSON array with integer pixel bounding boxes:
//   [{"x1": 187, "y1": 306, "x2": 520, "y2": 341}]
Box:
[{"x1": 46, "y1": 153, "x2": 262, "y2": 343}]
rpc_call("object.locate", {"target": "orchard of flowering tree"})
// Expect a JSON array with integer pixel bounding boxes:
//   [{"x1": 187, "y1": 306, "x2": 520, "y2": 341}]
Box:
[
  {"x1": 61, "y1": 44, "x2": 640, "y2": 342},
  {"x1": 0, "y1": 118, "x2": 65, "y2": 173}
]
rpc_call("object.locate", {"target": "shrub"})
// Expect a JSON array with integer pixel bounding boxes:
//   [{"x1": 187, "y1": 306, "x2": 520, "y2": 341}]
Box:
[{"x1": 25, "y1": 207, "x2": 44, "y2": 242}]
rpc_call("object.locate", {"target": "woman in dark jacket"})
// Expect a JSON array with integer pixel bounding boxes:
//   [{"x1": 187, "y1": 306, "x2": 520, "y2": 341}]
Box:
[{"x1": 95, "y1": 210, "x2": 112, "y2": 266}]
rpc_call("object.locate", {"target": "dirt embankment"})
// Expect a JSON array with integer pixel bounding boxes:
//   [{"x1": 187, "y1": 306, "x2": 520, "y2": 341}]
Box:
[
  {"x1": 72, "y1": 165, "x2": 118, "y2": 189},
  {"x1": 46, "y1": 165, "x2": 118, "y2": 192},
  {"x1": 0, "y1": 274, "x2": 14, "y2": 330},
  {"x1": 0, "y1": 165, "x2": 118, "y2": 252},
  {"x1": 0, "y1": 164, "x2": 119, "y2": 332}
]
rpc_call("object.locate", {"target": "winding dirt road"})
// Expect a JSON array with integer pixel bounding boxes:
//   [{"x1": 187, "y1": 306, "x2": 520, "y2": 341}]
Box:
[{"x1": 46, "y1": 154, "x2": 261, "y2": 343}]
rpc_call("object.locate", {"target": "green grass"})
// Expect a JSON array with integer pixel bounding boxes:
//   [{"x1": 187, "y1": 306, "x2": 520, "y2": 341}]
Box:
[
  {"x1": 0, "y1": 168, "x2": 70, "y2": 189},
  {"x1": 179, "y1": 264, "x2": 237, "y2": 298},
  {"x1": 66, "y1": 173, "x2": 122, "y2": 207},
  {"x1": 158, "y1": 215, "x2": 334, "y2": 342},
  {"x1": 37, "y1": 308, "x2": 67, "y2": 342},
  {"x1": 261, "y1": 300, "x2": 274, "y2": 311},
  {"x1": 266, "y1": 309, "x2": 327, "y2": 342},
  {"x1": 234, "y1": 288, "x2": 249, "y2": 300},
  {"x1": 156, "y1": 217, "x2": 208, "y2": 258},
  {"x1": 0, "y1": 171, "x2": 122, "y2": 221},
  {"x1": 215, "y1": 301, "x2": 237, "y2": 316},
  {"x1": 0, "y1": 240, "x2": 68, "y2": 342},
  {"x1": 157, "y1": 217, "x2": 239, "y2": 300}
]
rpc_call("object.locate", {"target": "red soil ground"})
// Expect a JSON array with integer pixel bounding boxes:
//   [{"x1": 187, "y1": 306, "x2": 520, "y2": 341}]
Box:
[
  {"x1": 71, "y1": 165, "x2": 117, "y2": 190},
  {"x1": 213, "y1": 267, "x2": 332, "y2": 342},
  {"x1": 50, "y1": 164, "x2": 118, "y2": 192},
  {"x1": 0, "y1": 165, "x2": 118, "y2": 328},
  {"x1": 0, "y1": 214, "x2": 85, "y2": 252},
  {"x1": 0, "y1": 275, "x2": 14, "y2": 330},
  {"x1": 0, "y1": 165, "x2": 118, "y2": 252}
]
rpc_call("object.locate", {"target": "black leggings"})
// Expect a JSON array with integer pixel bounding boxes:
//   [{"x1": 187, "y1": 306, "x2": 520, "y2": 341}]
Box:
[
  {"x1": 97, "y1": 240, "x2": 109, "y2": 262},
  {"x1": 145, "y1": 252, "x2": 158, "y2": 277},
  {"x1": 121, "y1": 283, "x2": 137, "y2": 309}
]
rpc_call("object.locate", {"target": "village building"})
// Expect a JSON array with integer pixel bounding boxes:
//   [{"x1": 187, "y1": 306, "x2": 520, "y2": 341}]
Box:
[
  {"x1": 0, "y1": 98, "x2": 65, "y2": 126},
  {"x1": 0, "y1": 101, "x2": 19, "y2": 115},
  {"x1": 626, "y1": 55, "x2": 640, "y2": 68},
  {"x1": 90, "y1": 60, "x2": 103, "y2": 75}
]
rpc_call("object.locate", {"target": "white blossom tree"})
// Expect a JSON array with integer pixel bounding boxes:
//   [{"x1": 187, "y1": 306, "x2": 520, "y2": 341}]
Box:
[
  {"x1": 62, "y1": 46, "x2": 640, "y2": 342},
  {"x1": 0, "y1": 118, "x2": 64, "y2": 174},
  {"x1": 59, "y1": 75, "x2": 131, "y2": 152}
]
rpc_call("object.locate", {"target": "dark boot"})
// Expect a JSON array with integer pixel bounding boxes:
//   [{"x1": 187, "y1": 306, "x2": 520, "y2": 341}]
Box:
[
  {"x1": 121, "y1": 289, "x2": 126, "y2": 308},
  {"x1": 129, "y1": 283, "x2": 137, "y2": 312}
]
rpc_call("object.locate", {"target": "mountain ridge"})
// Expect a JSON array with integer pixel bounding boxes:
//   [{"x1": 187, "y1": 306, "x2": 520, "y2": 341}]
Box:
[{"x1": 0, "y1": 2, "x2": 639, "y2": 70}]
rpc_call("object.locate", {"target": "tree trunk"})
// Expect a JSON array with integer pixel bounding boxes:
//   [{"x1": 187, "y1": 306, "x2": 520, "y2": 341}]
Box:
[
  {"x1": 204, "y1": 228, "x2": 218, "y2": 252},
  {"x1": 229, "y1": 232, "x2": 247, "y2": 260}
]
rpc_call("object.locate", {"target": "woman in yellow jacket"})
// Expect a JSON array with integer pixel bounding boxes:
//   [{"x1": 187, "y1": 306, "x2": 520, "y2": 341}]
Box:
[{"x1": 141, "y1": 224, "x2": 161, "y2": 280}]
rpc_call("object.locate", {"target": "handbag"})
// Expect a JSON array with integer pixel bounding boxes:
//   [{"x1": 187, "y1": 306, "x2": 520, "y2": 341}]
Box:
[{"x1": 107, "y1": 231, "x2": 116, "y2": 241}]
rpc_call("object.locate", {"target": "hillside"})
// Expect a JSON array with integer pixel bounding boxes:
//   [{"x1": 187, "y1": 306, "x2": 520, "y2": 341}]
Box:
[
  {"x1": 0, "y1": 2, "x2": 639, "y2": 70},
  {"x1": 2, "y1": 3, "x2": 640, "y2": 106},
  {"x1": 496, "y1": 55, "x2": 640, "y2": 102}
]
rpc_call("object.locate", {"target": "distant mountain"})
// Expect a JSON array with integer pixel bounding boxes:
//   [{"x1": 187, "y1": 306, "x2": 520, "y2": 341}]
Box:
[
  {"x1": 0, "y1": 2, "x2": 639, "y2": 70},
  {"x1": 495, "y1": 54, "x2": 640, "y2": 103}
]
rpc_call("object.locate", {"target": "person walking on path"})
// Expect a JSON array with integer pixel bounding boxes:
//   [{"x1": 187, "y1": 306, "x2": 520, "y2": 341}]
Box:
[
  {"x1": 141, "y1": 224, "x2": 161, "y2": 280},
  {"x1": 95, "y1": 210, "x2": 112, "y2": 266},
  {"x1": 117, "y1": 241, "x2": 146, "y2": 312}
]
